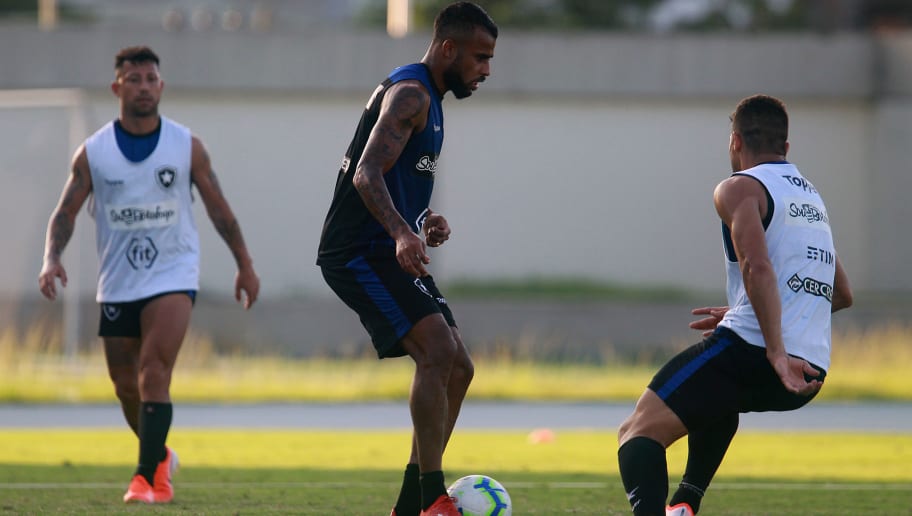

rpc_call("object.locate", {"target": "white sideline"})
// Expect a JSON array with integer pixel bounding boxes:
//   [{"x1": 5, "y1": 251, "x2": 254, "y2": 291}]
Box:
[{"x1": 0, "y1": 481, "x2": 909, "y2": 491}]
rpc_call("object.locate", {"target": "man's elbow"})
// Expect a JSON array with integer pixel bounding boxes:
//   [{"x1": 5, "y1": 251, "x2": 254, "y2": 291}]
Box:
[{"x1": 833, "y1": 289, "x2": 853, "y2": 312}]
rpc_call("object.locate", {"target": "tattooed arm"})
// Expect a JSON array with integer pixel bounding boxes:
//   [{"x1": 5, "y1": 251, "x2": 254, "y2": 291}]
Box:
[
  {"x1": 353, "y1": 80, "x2": 431, "y2": 277},
  {"x1": 38, "y1": 145, "x2": 93, "y2": 301},
  {"x1": 190, "y1": 136, "x2": 260, "y2": 308}
]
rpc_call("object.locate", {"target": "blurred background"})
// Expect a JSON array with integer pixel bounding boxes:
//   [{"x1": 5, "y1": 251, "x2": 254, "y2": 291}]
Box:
[{"x1": 1, "y1": 0, "x2": 910, "y2": 362}]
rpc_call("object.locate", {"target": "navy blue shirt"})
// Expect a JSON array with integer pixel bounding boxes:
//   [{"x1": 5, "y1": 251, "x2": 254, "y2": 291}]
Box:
[
  {"x1": 317, "y1": 63, "x2": 444, "y2": 266},
  {"x1": 113, "y1": 119, "x2": 161, "y2": 162}
]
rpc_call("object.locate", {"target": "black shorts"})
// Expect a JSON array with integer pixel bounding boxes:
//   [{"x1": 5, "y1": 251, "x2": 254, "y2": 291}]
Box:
[
  {"x1": 98, "y1": 290, "x2": 197, "y2": 338},
  {"x1": 320, "y1": 255, "x2": 456, "y2": 359},
  {"x1": 648, "y1": 326, "x2": 826, "y2": 431}
]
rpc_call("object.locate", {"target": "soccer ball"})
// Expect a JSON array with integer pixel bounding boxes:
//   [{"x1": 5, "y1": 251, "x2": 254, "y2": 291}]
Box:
[{"x1": 447, "y1": 474, "x2": 512, "y2": 516}]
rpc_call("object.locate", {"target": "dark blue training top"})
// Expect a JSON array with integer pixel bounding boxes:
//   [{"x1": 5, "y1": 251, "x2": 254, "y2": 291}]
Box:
[
  {"x1": 113, "y1": 119, "x2": 161, "y2": 163},
  {"x1": 317, "y1": 63, "x2": 445, "y2": 266}
]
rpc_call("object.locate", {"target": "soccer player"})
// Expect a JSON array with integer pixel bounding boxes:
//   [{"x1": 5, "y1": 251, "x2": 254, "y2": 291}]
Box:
[
  {"x1": 316, "y1": 3, "x2": 497, "y2": 516},
  {"x1": 616, "y1": 94, "x2": 853, "y2": 516},
  {"x1": 38, "y1": 45, "x2": 260, "y2": 504}
]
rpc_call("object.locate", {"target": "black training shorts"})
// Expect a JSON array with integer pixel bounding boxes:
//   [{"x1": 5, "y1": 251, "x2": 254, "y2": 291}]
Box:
[
  {"x1": 321, "y1": 254, "x2": 456, "y2": 359},
  {"x1": 648, "y1": 326, "x2": 825, "y2": 431},
  {"x1": 98, "y1": 290, "x2": 197, "y2": 338}
]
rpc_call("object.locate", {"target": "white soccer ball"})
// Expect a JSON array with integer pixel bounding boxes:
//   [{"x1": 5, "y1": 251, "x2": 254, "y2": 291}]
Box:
[{"x1": 447, "y1": 474, "x2": 512, "y2": 516}]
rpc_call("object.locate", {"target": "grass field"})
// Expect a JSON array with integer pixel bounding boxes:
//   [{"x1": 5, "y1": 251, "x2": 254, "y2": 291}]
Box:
[
  {"x1": 1, "y1": 429, "x2": 910, "y2": 514},
  {"x1": 1, "y1": 315, "x2": 910, "y2": 513},
  {"x1": 2, "y1": 320, "x2": 910, "y2": 403}
]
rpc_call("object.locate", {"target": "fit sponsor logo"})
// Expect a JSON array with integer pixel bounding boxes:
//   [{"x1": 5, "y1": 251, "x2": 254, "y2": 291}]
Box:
[
  {"x1": 415, "y1": 154, "x2": 438, "y2": 176},
  {"x1": 787, "y1": 273, "x2": 833, "y2": 302},
  {"x1": 126, "y1": 236, "x2": 159, "y2": 270},
  {"x1": 782, "y1": 175, "x2": 817, "y2": 194},
  {"x1": 156, "y1": 166, "x2": 177, "y2": 189},
  {"x1": 103, "y1": 304, "x2": 121, "y2": 321},
  {"x1": 807, "y1": 245, "x2": 834, "y2": 265},
  {"x1": 785, "y1": 198, "x2": 831, "y2": 233},
  {"x1": 107, "y1": 200, "x2": 178, "y2": 230},
  {"x1": 104, "y1": 178, "x2": 124, "y2": 187}
]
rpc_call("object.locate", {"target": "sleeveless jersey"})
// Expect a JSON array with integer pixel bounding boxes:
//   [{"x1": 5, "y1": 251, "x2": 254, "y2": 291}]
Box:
[
  {"x1": 317, "y1": 63, "x2": 444, "y2": 265},
  {"x1": 85, "y1": 116, "x2": 199, "y2": 302},
  {"x1": 717, "y1": 162, "x2": 836, "y2": 370}
]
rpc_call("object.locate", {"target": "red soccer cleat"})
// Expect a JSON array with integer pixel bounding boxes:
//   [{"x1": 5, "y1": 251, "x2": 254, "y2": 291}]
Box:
[
  {"x1": 152, "y1": 447, "x2": 179, "y2": 503},
  {"x1": 123, "y1": 474, "x2": 154, "y2": 504},
  {"x1": 419, "y1": 494, "x2": 461, "y2": 516}
]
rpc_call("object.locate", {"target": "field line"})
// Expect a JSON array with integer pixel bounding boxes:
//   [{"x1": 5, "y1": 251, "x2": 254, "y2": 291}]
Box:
[{"x1": 0, "y1": 481, "x2": 909, "y2": 491}]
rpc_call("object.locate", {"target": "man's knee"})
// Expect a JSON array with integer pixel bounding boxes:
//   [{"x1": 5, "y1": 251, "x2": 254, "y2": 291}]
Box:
[
  {"x1": 403, "y1": 315, "x2": 458, "y2": 367},
  {"x1": 619, "y1": 390, "x2": 688, "y2": 448},
  {"x1": 109, "y1": 371, "x2": 139, "y2": 401},
  {"x1": 451, "y1": 351, "x2": 474, "y2": 388}
]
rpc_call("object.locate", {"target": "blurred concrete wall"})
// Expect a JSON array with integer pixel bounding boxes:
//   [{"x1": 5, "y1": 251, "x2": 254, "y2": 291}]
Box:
[{"x1": 1, "y1": 26, "x2": 910, "y2": 302}]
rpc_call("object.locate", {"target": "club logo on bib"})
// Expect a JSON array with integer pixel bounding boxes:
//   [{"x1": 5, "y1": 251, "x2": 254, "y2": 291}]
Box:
[
  {"x1": 103, "y1": 305, "x2": 121, "y2": 321},
  {"x1": 156, "y1": 166, "x2": 177, "y2": 189}
]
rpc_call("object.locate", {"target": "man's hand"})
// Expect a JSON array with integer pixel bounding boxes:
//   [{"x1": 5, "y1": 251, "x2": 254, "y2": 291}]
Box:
[
  {"x1": 38, "y1": 260, "x2": 67, "y2": 301},
  {"x1": 768, "y1": 351, "x2": 821, "y2": 396},
  {"x1": 689, "y1": 306, "x2": 728, "y2": 337},
  {"x1": 423, "y1": 209, "x2": 451, "y2": 248},
  {"x1": 235, "y1": 265, "x2": 260, "y2": 309},
  {"x1": 396, "y1": 230, "x2": 430, "y2": 277}
]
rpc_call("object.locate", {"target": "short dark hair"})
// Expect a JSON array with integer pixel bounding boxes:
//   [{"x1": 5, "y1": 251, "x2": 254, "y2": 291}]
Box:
[
  {"x1": 115, "y1": 46, "x2": 160, "y2": 72},
  {"x1": 731, "y1": 94, "x2": 789, "y2": 155},
  {"x1": 433, "y1": 2, "x2": 498, "y2": 42}
]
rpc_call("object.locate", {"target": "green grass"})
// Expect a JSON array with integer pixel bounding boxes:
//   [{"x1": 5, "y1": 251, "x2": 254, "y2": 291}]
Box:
[
  {"x1": 444, "y1": 277, "x2": 696, "y2": 302},
  {"x1": 0, "y1": 429, "x2": 910, "y2": 514},
  {"x1": 0, "y1": 340, "x2": 909, "y2": 403},
  {"x1": 1, "y1": 319, "x2": 911, "y2": 403}
]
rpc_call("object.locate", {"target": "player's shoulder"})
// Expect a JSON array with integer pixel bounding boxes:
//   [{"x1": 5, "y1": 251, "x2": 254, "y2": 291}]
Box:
[
  {"x1": 382, "y1": 80, "x2": 431, "y2": 120},
  {"x1": 713, "y1": 173, "x2": 768, "y2": 211},
  {"x1": 717, "y1": 173, "x2": 766, "y2": 194}
]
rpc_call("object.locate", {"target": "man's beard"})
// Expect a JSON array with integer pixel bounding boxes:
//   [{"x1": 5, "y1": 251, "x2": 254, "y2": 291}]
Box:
[
  {"x1": 443, "y1": 67, "x2": 472, "y2": 99},
  {"x1": 128, "y1": 100, "x2": 158, "y2": 119}
]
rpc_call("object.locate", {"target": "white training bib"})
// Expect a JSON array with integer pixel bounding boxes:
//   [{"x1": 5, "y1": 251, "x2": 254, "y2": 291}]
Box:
[
  {"x1": 85, "y1": 117, "x2": 199, "y2": 303},
  {"x1": 717, "y1": 162, "x2": 837, "y2": 370}
]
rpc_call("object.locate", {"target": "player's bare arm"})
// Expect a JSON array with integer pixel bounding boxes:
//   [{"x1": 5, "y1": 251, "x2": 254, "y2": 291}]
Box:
[
  {"x1": 38, "y1": 146, "x2": 93, "y2": 301},
  {"x1": 831, "y1": 255, "x2": 853, "y2": 312},
  {"x1": 715, "y1": 176, "x2": 820, "y2": 395},
  {"x1": 354, "y1": 80, "x2": 431, "y2": 277},
  {"x1": 190, "y1": 136, "x2": 260, "y2": 308}
]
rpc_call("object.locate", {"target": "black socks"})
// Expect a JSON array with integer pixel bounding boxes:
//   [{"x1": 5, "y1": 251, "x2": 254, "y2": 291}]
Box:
[
  {"x1": 669, "y1": 414, "x2": 739, "y2": 514},
  {"x1": 134, "y1": 402, "x2": 173, "y2": 485},
  {"x1": 419, "y1": 470, "x2": 447, "y2": 511},
  {"x1": 618, "y1": 436, "x2": 668, "y2": 516},
  {"x1": 394, "y1": 463, "x2": 421, "y2": 516}
]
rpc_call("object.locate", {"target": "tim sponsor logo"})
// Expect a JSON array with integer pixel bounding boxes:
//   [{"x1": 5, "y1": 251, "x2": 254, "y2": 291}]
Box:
[
  {"x1": 107, "y1": 200, "x2": 178, "y2": 230},
  {"x1": 807, "y1": 246, "x2": 834, "y2": 265},
  {"x1": 787, "y1": 273, "x2": 833, "y2": 303}
]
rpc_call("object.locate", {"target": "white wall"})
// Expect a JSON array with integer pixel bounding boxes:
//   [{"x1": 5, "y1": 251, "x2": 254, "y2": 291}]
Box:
[
  {"x1": 6, "y1": 91, "x2": 867, "y2": 300},
  {"x1": 1, "y1": 28, "x2": 906, "y2": 302}
]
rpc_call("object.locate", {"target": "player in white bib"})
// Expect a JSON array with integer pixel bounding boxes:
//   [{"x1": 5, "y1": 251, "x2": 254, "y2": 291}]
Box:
[
  {"x1": 616, "y1": 95, "x2": 853, "y2": 516},
  {"x1": 38, "y1": 46, "x2": 260, "y2": 504}
]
